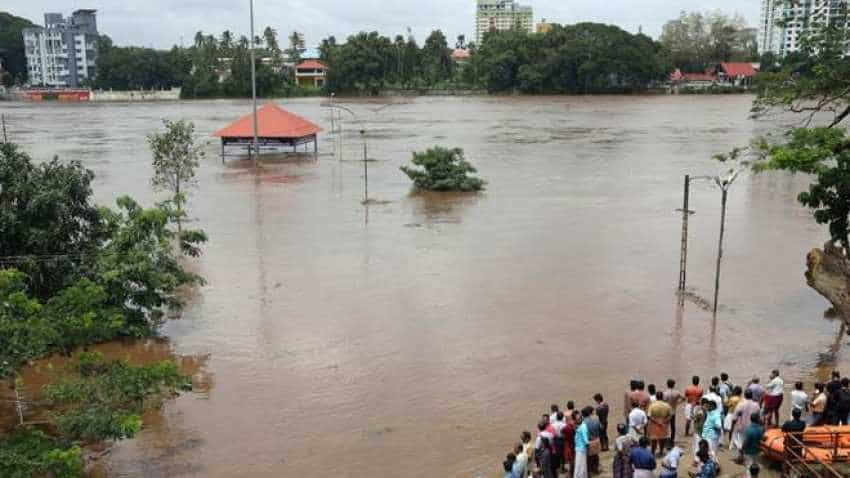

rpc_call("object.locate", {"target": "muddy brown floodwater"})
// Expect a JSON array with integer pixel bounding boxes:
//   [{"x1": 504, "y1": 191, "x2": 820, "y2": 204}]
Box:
[{"x1": 3, "y1": 95, "x2": 850, "y2": 477}]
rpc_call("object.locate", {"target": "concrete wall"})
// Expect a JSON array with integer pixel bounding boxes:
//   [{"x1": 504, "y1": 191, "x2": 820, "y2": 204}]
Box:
[{"x1": 90, "y1": 88, "x2": 181, "y2": 102}]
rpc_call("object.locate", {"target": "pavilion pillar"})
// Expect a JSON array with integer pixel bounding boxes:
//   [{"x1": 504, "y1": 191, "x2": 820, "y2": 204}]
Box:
[{"x1": 313, "y1": 136, "x2": 318, "y2": 160}]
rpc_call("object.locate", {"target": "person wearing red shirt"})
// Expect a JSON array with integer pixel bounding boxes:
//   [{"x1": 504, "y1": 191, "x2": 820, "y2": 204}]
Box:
[{"x1": 684, "y1": 376, "x2": 704, "y2": 436}]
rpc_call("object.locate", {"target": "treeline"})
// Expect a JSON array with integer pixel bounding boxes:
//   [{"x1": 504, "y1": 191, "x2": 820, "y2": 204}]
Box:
[
  {"x1": 321, "y1": 23, "x2": 670, "y2": 94},
  {"x1": 660, "y1": 10, "x2": 759, "y2": 73},
  {"x1": 95, "y1": 27, "x2": 303, "y2": 98},
  {"x1": 0, "y1": 12, "x2": 36, "y2": 86}
]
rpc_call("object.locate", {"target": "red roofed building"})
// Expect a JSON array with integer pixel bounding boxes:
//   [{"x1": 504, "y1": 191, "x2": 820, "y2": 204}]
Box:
[
  {"x1": 669, "y1": 68, "x2": 717, "y2": 87},
  {"x1": 715, "y1": 62, "x2": 758, "y2": 86},
  {"x1": 295, "y1": 59, "x2": 327, "y2": 88},
  {"x1": 213, "y1": 103, "x2": 323, "y2": 157}
]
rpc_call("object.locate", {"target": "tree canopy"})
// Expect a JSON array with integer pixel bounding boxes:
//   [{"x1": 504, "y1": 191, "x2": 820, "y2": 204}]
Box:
[
  {"x1": 401, "y1": 146, "x2": 485, "y2": 192},
  {"x1": 0, "y1": 12, "x2": 36, "y2": 85},
  {"x1": 660, "y1": 10, "x2": 758, "y2": 73},
  {"x1": 744, "y1": 11, "x2": 850, "y2": 248}
]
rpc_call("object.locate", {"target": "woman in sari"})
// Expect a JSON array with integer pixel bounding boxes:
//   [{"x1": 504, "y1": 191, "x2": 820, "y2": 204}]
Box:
[{"x1": 612, "y1": 423, "x2": 636, "y2": 478}]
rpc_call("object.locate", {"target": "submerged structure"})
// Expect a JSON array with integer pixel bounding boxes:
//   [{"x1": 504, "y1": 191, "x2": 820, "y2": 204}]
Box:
[{"x1": 212, "y1": 103, "x2": 322, "y2": 158}]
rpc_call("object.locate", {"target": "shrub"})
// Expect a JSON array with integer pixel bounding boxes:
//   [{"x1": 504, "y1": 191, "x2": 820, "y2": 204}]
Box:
[{"x1": 400, "y1": 146, "x2": 485, "y2": 192}]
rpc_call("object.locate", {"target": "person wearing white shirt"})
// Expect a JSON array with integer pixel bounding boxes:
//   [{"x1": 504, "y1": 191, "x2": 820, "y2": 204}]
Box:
[
  {"x1": 763, "y1": 369, "x2": 785, "y2": 427},
  {"x1": 629, "y1": 401, "x2": 648, "y2": 436},
  {"x1": 790, "y1": 381, "x2": 809, "y2": 416}
]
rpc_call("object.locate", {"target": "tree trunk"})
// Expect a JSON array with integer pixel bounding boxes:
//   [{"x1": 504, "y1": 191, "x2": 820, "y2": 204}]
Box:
[{"x1": 806, "y1": 241, "x2": 850, "y2": 330}]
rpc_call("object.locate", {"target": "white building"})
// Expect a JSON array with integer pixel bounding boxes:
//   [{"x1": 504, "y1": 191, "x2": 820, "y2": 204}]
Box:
[
  {"x1": 475, "y1": 0, "x2": 534, "y2": 45},
  {"x1": 759, "y1": 0, "x2": 850, "y2": 55},
  {"x1": 23, "y1": 10, "x2": 99, "y2": 87}
]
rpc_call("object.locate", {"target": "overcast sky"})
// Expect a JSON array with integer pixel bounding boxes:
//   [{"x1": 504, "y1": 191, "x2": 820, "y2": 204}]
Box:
[{"x1": 8, "y1": 1, "x2": 760, "y2": 49}]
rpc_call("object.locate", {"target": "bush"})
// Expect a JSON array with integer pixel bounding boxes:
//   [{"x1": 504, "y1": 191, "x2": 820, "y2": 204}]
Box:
[
  {"x1": 400, "y1": 146, "x2": 485, "y2": 192},
  {"x1": 0, "y1": 429, "x2": 84, "y2": 478}
]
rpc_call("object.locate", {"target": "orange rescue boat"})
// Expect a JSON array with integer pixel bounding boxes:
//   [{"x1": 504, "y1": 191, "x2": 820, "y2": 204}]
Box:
[{"x1": 761, "y1": 426, "x2": 850, "y2": 464}]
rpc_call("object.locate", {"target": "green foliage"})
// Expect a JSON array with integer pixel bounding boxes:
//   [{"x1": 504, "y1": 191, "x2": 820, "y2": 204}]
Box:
[
  {"x1": 180, "y1": 28, "x2": 296, "y2": 99},
  {"x1": 401, "y1": 147, "x2": 485, "y2": 192},
  {"x1": 148, "y1": 120, "x2": 203, "y2": 231},
  {"x1": 325, "y1": 32, "x2": 395, "y2": 95},
  {"x1": 744, "y1": 8, "x2": 850, "y2": 248},
  {"x1": 0, "y1": 142, "x2": 108, "y2": 299},
  {"x1": 660, "y1": 10, "x2": 757, "y2": 72},
  {"x1": 322, "y1": 24, "x2": 668, "y2": 95},
  {"x1": 0, "y1": 143, "x2": 206, "y2": 378},
  {"x1": 0, "y1": 12, "x2": 37, "y2": 85},
  {"x1": 45, "y1": 353, "x2": 190, "y2": 441},
  {"x1": 0, "y1": 429, "x2": 83, "y2": 478},
  {"x1": 474, "y1": 24, "x2": 670, "y2": 94},
  {"x1": 93, "y1": 35, "x2": 188, "y2": 90}
]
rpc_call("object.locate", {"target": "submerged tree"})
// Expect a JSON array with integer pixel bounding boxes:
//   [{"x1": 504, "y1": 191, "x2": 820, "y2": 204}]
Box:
[
  {"x1": 401, "y1": 146, "x2": 485, "y2": 192},
  {"x1": 148, "y1": 120, "x2": 203, "y2": 232}
]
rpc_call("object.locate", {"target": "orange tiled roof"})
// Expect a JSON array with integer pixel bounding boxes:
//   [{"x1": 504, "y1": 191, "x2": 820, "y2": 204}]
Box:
[
  {"x1": 296, "y1": 59, "x2": 327, "y2": 70},
  {"x1": 720, "y1": 62, "x2": 757, "y2": 78},
  {"x1": 212, "y1": 103, "x2": 322, "y2": 139}
]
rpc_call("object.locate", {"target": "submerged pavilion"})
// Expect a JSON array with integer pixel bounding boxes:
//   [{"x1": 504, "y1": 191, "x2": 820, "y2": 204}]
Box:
[{"x1": 212, "y1": 103, "x2": 322, "y2": 158}]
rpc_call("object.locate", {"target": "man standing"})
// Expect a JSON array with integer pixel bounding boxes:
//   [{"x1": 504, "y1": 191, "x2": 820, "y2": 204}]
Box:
[
  {"x1": 625, "y1": 380, "x2": 639, "y2": 422},
  {"x1": 663, "y1": 379, "x2": 685, "y2": 447},
  {"x1": 629, "y1": 400, "x2": 648, "y2": 437},
  {"x1": 741, "y1": 413, "x2": 764, "y2": 470},
  {"x1": 733, "y1": 390, "x2": 761, "y2": 458},
  {"x1": 763, "y1": 369, "x2": 784, "y2": 427},
  {"x1": 719, "y1": 373, "x2": 734, "y2": 402},
  {"x1": 747, "y1": 376, "x2": 765, "y2": 405},
  {"x1": 574, "y1": 408, "x2": 590, "y2": 478},
  {"x1": 635, "y1": 381, "x2": 651, "y2": 412},
  {"x1": 811, "y1": 383, "x2": 828, "y2": 426},
  {"x1": 790, "y1": 382, "x2": 809, "y2": 418},
  {"x1": 594, "y1": 393, "x2": 610, "y2": 452},
  {"x1": 684, "y1": 376, "x2": 704, "y2": 436},
  {"x1": 648, "y1": 391, "x2": 674, "y2": 456},
  {"x1": 629, "y1": 437, "x2": 657, "y2": 478}
]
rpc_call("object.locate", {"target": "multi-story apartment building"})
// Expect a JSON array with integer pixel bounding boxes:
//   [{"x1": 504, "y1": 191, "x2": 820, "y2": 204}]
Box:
[
  {"x1": 475, "y1": 0, "x2": 534, "y2": 45},
  {"x1": 23, "y1": 10, "x2": 99, "y2": 87},
  {"x1": 759, "y1": 0, "x2": 849, "y2": 55}
]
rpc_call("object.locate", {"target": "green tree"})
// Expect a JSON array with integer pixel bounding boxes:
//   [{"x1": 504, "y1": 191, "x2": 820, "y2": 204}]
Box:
[
  {"x1": 421, "y1": 30, "x2": 454, "y2": 84},
  {"x1": 0, "y1": 143, "x2": 108, "y2": 298},
  {"x1": 735, "y1": 8, "x2": 850, "y2": 323},
  {"x1": 0, "y1": 12, "x2": 36, "y2": 84},
  {"x1": 325, "y1": 32, "x2": 394, "y2": 94},
  {"x1": 148, "y1": 120, "x2": 203, "y2": 232},
  {"x1": 401, "y1": 146, "x2": 485, "y2": 192}
]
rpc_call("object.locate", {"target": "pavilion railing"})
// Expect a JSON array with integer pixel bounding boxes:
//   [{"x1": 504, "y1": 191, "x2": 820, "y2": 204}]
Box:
[{"x1": 782, "y1": 430, "x2": 848, "y2": 478}]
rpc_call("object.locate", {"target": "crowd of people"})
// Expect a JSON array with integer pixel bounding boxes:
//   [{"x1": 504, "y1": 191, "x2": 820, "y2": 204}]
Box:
[{"x1": 500, "y1": 370, "x2": 850, "y2": 478}]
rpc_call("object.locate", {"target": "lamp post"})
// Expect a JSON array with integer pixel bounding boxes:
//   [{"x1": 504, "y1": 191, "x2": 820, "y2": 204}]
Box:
[
  {"x1": 712, "y1": 170, "x2": 739, "y2": 318},
  {"x1": 249, "y1": 0, "x2": 258, "y2": 164}
]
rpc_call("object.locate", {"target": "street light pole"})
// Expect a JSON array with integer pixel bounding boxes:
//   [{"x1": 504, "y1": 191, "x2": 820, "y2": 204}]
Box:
[
  {"x1": 249, "y1": 0, "x2": 258, "y2": 164},
  {"x1": 713, "y1": 185, "x2": 729, "y2": 318},
  {"x1": 361, "y1": 129, "x2": 368, "y2": 203}
]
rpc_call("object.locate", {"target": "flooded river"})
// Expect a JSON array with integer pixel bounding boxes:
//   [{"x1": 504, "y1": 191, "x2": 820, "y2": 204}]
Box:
[{"x1": 2, "y1": 95, "x2": 849, "y2": 477}]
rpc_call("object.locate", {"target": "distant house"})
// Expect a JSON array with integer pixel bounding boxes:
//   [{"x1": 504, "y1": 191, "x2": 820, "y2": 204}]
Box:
[
  {"x1": 714, "y1": 62, "x2": 758, "y2": 86},
  {"x1": 451, "y1": 48, "x2": 471, "y2": 64},
  {"x1": 295, "y1": 59, "x2": 327, "y2": 88},
  {"x1": 669, "y1": 69, "x2": 717, "y2": 88}
]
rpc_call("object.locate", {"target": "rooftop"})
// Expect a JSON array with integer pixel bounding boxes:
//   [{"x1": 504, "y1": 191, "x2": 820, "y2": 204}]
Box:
[{"x1": 212, "y1": 103, "x2": 322, "y2": 139}]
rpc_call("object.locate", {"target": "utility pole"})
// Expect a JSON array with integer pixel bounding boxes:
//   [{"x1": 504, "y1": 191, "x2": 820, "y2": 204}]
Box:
[
  {"x1": 713, "y1": 186, "x2": 729, "y2": 318},
  {"x1": 712, "y1": 171, "x2": 738, "y2": 318},
  {"x1": 677, "y1": 175, "x2": 693, "y2": 295},
  {"x1": 249, "y1": 0, "x2": 259, "y2": 165},
  {"x1": 361, "y1": 129, "x2": 368, "y2": 203},
  {"x1": 1, "y1": 114, "x2": 7, "y2": 144}
]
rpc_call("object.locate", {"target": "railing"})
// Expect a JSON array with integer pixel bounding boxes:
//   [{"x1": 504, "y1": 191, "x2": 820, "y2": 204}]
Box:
[{"x1": 782, "y1": 430, "x2": 848, "y2": 478}]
